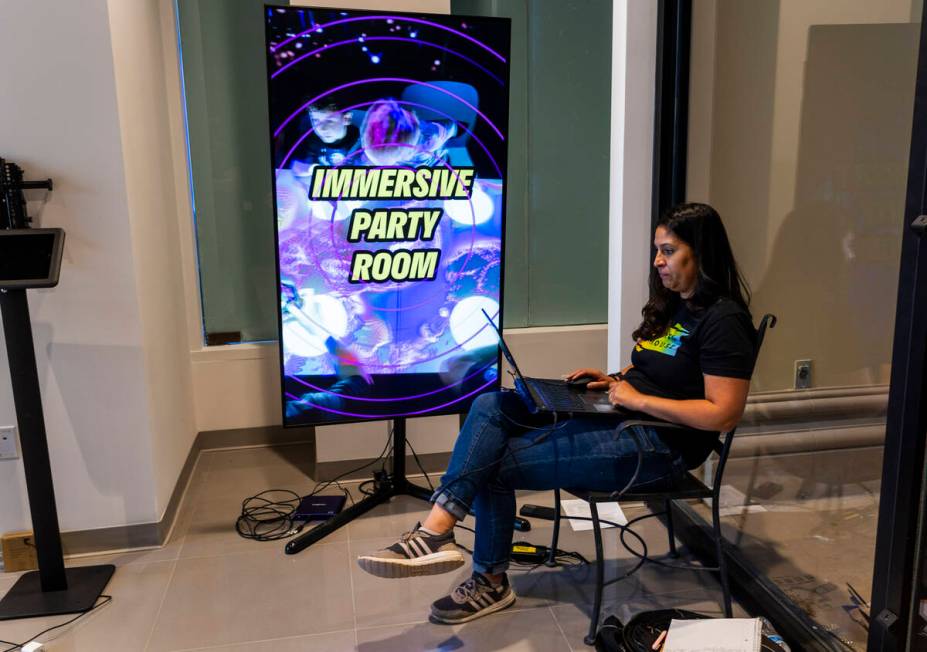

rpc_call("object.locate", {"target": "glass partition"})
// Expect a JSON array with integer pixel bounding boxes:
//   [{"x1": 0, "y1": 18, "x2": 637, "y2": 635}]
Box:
[
  {"x1": 687, "y1": 1, "x2": 921, "y2": 647},
  {"x1": 177, "y1": 0, "x2": 282, "y2": 343}
]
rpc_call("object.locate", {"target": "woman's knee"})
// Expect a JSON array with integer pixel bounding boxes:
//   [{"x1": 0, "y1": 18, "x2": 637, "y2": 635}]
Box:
[
  {"x1": 471, "y1": 390, "x2": 503, "y2": 409},
  {"x1": 469, "y1": 390, "x2": 508, "y2": 417}
]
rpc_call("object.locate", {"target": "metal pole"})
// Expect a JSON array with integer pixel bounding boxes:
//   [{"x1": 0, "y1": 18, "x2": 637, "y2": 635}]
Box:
[{"x1": 0, "y1": 288, "x2": 67, "y2": 591}]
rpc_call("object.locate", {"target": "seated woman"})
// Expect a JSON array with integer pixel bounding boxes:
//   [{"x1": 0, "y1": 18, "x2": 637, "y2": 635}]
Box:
[{"x1": 356, "y1": 203, "x2": 757, "y2": 624}]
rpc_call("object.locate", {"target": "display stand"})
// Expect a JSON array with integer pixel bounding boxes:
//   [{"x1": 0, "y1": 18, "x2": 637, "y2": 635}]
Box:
[
  {"x1": 285, "y1": 416, "x2": 434, "y2": 554},
  {"x1": 0, "y1": 160, "x2": 113, "y2": 620}
]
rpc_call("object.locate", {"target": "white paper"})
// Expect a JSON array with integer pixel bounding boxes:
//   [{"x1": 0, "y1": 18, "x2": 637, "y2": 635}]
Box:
[
  {"x1": 663, "y1": 618, "x2": 762, "y2": 652},
  {"x1": 704, "y1": 485, "x2": 768, "y2": 517},
  {"x1": 561, "y1": 499, "x2": 627, "y2": 531}
]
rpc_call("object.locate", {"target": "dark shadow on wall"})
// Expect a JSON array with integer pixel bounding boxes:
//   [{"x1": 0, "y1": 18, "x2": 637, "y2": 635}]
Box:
[
  {"x1": 46, "y1": 339, "x2": 153, "y2": 524},
  {"x1": 750, "y1": 21, "x2": 918, "y2": 390},
  {"x1": 708, "y1": 0, "x2": 780, "y2": 320}
]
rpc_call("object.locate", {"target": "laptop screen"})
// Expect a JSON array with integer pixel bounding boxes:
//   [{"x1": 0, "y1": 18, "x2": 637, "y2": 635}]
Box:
[{"x1": 481, "y1": 309, "x2": 529, "y2": 383}]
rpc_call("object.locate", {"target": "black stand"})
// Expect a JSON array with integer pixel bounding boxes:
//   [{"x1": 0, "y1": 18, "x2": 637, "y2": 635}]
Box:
[
  {"x1": 0, "y1": 289, "x2": 113, "y2": 620},
  {"x1": 285, "y1": 417, "x2": 434, "y2": 554}
]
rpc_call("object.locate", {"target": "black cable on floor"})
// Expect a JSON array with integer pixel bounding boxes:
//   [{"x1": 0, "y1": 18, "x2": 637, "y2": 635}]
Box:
[
  {"x1": 235, "y1": 489, "x2": 303, "y2": 542},
  {"x1": 405, "y1": 437, "x2": 435, "y2": 492},
  {"x1": 0, "y1": 595, "x2": 113, "y2": 652},
  {"x1": 236, "y1": 434, "x2": 393, "y2": 541}
]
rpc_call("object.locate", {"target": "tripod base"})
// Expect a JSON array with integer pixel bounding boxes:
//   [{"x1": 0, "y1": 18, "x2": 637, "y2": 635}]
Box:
[
  {"x1": 0, "y1": 564, "x2": 114, "y2": 620},
  {"x1": 286, "y1": 477, "x2": 432, "y2": 554}
]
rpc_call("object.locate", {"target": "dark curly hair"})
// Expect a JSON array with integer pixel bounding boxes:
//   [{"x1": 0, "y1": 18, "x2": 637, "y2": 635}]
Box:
[{"x1": 632, "y1": 203, "x2": 751, "y2": 342}]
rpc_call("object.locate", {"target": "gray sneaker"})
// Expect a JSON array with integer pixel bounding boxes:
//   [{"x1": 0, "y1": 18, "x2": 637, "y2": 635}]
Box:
[
  {"x1": 430, "y1": 573, "x2": 516, "y2": 624},
  {"x1": 357, "y1": 523, "x2": 465, "y2": 578}
]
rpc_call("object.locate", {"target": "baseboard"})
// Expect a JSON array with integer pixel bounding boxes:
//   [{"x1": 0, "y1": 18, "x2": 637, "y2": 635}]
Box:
[
  {"x1": 59, "y1": 425, "x2": 315, "y2": 558},
  {"x1": 315, "y1": 451, "x2": 451, "y2": 482}
]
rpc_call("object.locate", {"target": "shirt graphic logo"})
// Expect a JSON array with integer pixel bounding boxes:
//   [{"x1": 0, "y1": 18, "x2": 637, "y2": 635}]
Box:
[{"x1": 636, "y1": 323, "x2": 690, "y2": 357}]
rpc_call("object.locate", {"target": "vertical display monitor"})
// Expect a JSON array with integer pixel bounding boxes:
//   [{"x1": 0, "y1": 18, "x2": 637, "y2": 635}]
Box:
[{"x1": 265, "y1": 6, "x2": 511, "y2": 427}]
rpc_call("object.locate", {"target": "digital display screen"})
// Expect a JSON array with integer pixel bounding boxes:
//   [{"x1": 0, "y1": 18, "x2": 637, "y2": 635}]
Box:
[
  {"x1": 265, "y1": 6, "x2": 511, "y2": 426},
  {"x1": 0, "y1": 232, "x2": 56, "y2": 282}
]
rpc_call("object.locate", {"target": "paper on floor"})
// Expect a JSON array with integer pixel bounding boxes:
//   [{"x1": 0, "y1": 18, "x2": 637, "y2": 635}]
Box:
[
  {"x1": 663, "y1": 618, "x2": 762, "y2": 652},
  {"x1": 704, "y1": 485, "x2": 769, "y2": 517},
  {"x1": 561, "y1": 499, "x2": 627, "y2": 531}
]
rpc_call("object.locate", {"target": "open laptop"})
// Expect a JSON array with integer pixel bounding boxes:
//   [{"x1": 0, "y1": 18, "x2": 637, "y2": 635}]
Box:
[{"x1": 482, "y1": 310, "x2": 625, "y2": 417}]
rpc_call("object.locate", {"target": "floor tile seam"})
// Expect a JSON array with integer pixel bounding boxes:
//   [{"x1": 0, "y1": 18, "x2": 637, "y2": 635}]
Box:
[
  {"x1": 352, "y1": 603, "x2": 553, "y2": 632},
  {"x1": 575, "y1": 585, "x2": 735, "y2": 612},
  {"x1": 0, "y1": 609, "x2": 85, "y2": 647},
  {"x1": 162, "y1": 627, "x2": 357, "y2": 652},
  {"x1": 176, "y1": 463, "x2": 226, "y2": 519},
  {"x1": 345, "y1": 532, "x2": 359, "y2": 649},
  {"x1": 174, "y1": 537, "x2": 346, "y2": 562},
  {"x1": 142, "y1": 557, "x2": 180, "y2": 652},
  {"x1": 132, "y1": 452, "x2": 209, "y2": 553},
  {"x1": 548, "y1": 604, "x2": 576, "y2": 652},
  {"x1": 22, "y1": 598, "x2": 114, "y2": 648},
  {"x1": 64, "y1": 547, "x2": 184, "y2": 569},
  {"x1": 614, "y1": 578, "x2": 721, "y2": 600},
  {"x1": 344, "y1": 493, "x2": 358, "y2": 648}
]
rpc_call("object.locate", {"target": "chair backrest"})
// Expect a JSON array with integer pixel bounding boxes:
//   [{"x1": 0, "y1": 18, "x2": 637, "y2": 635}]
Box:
[{"x1": 710, "y1": 313, "x2": 777, "y2": 486}]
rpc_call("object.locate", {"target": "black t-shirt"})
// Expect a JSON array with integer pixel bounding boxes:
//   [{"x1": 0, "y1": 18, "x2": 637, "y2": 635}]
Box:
[{"x1": 622, "y1": 298, "x2": 757, "y2": 468}]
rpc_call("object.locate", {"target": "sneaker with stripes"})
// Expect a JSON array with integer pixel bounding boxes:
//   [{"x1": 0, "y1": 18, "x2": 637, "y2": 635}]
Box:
[
  {"x1": 356, "y1": 523, "x2": 465, "y2": 578},
  {"x1": 430, "y1": 572, "x2": 516, "y2": 624}
]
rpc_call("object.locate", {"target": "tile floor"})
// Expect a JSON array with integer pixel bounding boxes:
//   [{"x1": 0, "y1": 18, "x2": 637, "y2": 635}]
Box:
[
  {"x1": 693, "y1": 445, "x2": 882, "y2": 650},
  {"x1": 0, "y1": 443, "x2": 742, "y2": 651}
]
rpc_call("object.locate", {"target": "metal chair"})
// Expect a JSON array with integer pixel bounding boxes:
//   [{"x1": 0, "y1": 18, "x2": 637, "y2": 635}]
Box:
[{"x1": 549, "y1": 313, "x2": 777, "y2": 645}]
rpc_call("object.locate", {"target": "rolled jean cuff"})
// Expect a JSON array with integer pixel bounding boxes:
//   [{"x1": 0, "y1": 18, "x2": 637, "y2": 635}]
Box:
[
  {"x1": 431, "y1": 487, "x2": 470, "y2": 521},
  {"x1": 472, "y1": 558, "x2": 510, "y2": 575}
]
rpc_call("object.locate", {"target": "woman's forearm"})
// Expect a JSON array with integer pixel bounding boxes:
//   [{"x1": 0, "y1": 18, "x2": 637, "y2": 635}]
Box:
[{"x1": 634, "y1": 393, "x2": 740, "y2": 432}]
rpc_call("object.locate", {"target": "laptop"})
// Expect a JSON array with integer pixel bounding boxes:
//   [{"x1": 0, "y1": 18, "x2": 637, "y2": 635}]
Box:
[{"x1": 482, "y1": 310, "x2": 625, "y2": 417}]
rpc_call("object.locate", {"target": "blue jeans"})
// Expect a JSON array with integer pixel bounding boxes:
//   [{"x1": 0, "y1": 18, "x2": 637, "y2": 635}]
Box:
[{"x1": 430, "y1": 390, "x2": 688, "y2": 575}]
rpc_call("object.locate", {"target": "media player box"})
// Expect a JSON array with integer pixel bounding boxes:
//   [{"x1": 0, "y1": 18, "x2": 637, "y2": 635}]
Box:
[{"x1": 293, "y1": 495, "x2": 347, "y2": 521}]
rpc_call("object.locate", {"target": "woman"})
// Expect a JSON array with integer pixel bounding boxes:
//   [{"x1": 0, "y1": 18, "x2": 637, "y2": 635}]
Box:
[{"x1": 357, "y1": 203, "x2": 757, "y2": 624}]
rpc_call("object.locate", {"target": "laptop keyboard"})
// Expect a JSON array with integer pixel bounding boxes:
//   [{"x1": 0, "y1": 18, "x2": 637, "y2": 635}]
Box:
[{"x1": 529, "y1": 379, "x2": 589, "y2": 411}]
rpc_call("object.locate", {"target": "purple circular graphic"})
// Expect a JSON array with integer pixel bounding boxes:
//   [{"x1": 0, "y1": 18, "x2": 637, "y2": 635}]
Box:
[
  {"x1": 285, "y1": 375, "x2": 497, "y2": 419},
  {"x1": 273, "y1": 36, "x2": 504, "y2": 86},
  {"x1": 273, "y1": 77, "x2": 504, "y2": 141},
  {"x1": 270, "y1": 7, "x2": 508, "y2": 424},
  {"x1": 270, "y1": 14, "x2": 507, "y2": 63},
  {"x1": 290, "y1": 358, "x2": 495, "y2": 402}
]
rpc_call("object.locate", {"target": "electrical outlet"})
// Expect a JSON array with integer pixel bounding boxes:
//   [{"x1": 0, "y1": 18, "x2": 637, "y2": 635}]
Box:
[
  {"x1": 794, "y1": 360, "x2": 812, "y2": 390},
  {"x1": 0, "y1": 426, "x2": 19, "y2": 459}
]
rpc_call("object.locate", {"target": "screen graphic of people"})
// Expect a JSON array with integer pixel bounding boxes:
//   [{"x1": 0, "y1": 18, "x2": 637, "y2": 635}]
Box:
[
  {"x1": 360, "y1": 99, "x2": 457, "y2": 167},
  {"x1": 290, "y1": 103, "x2": 360, "y2": 175}
]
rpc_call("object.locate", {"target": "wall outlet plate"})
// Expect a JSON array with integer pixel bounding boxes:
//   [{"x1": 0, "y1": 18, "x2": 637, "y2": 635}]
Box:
[
  {"x1": 794, "y1": 360, "x2": 813, "y2": 390},
  {"x1": 0, "y1": 426, "x2": 19, "y2": 459}
]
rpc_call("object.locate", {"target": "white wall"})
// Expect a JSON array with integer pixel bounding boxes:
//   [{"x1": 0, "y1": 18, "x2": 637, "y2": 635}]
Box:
[
  {"x1": 0, "y1": 0, "x2": 198, "y2": 536},
  {"x1": 107, "y1": 0, "x2": 199, "y2": 517},
  {"x1": 0, "y1": 1, "x2": 160, "y2": 532},
  {"x1": 607, "y1": 0, "x2": 657, "y2": 372}
]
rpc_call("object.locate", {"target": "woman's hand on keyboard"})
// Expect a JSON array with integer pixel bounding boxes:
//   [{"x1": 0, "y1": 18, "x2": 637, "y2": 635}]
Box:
[{"x1": 563, "y1": 368, "x2": 611, "y2": 391}]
